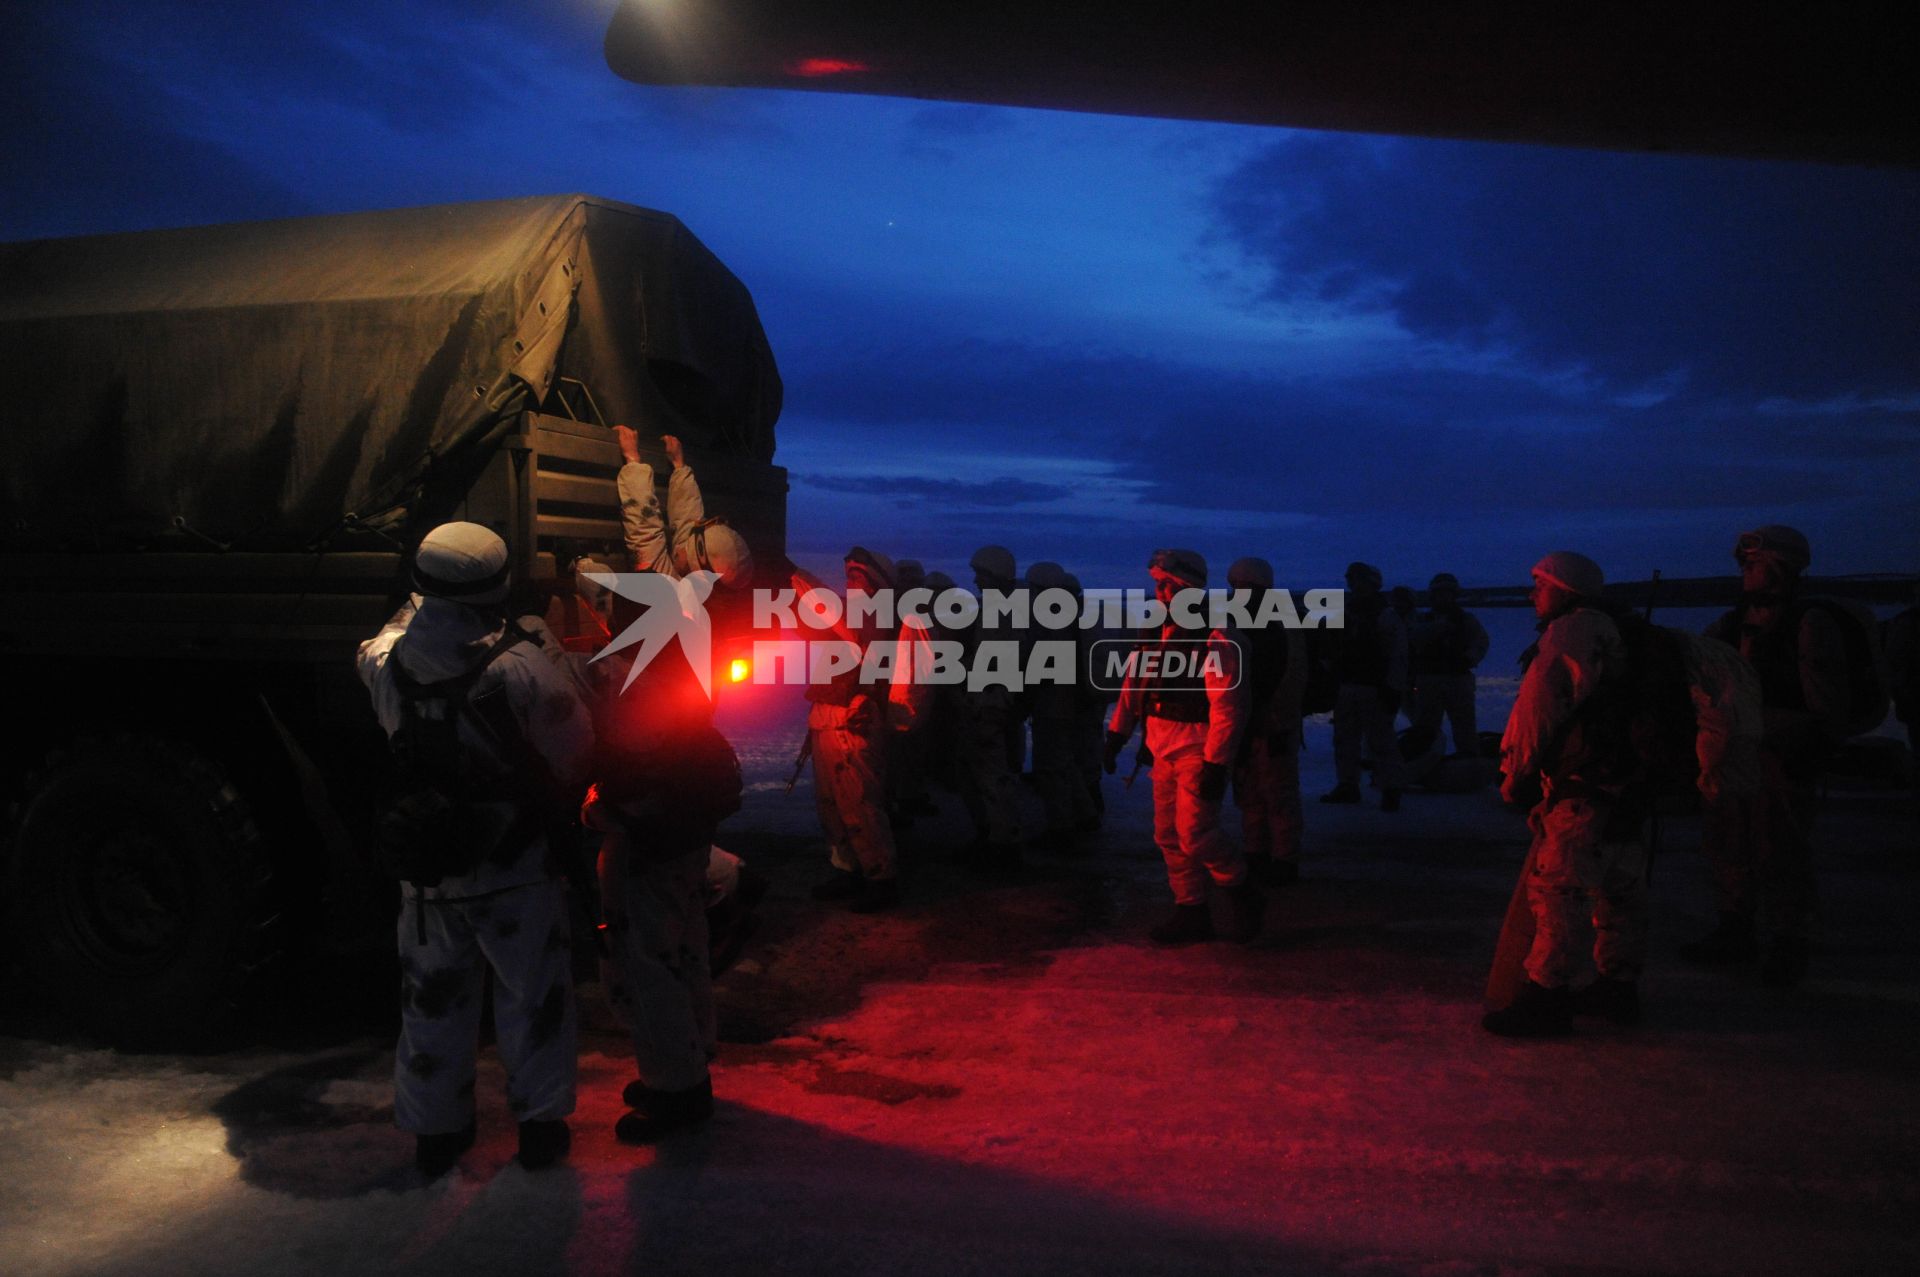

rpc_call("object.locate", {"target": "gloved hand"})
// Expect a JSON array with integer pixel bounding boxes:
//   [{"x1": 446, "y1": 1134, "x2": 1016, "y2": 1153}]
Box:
[
  {"x1": 1378, "y1": 688, "x2": 1402, "y2": 715},
  {"x1": 1499, "y1": 770, "x2": 1540, "y2": 812},
  {"x1": 846, "y1": 697, "x2": 876, "y2": 733},
  {"x1": 1103, "y1": 730, "x2": 1127, "y2": 774},
  {"x1": 1198, "y1": 760, "x2": 1228, "y2": 803}
]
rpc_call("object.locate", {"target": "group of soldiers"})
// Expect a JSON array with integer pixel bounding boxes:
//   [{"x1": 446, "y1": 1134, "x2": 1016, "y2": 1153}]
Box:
[
  {"x1": 356, "y1": 426, "x2": 1878, "y2": 1178},
  {"x1": 791, "y1": 543, "x2": 1496, "y2": 945},
  {"x1": 1318, "y1": 561, "x2": 1492, "y2": 812},
  {"x1": 797, "y1": 544, "x2": 1109, "y2": 914},
  {"x1": 786, "y1": 526, "x2": 1870, "y2": 1044},
  {"x1": 1486, "y1": 527, "x2": 1860, "y2": 1037}
]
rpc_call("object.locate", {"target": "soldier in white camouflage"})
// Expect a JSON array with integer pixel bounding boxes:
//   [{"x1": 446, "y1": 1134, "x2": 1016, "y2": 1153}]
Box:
[
  {"x1": 1484, "y1": 551, "x2": 1647, "y2": 1038},
  {"x1": 1685, "y1": 525, "x2": 1852, "y2": 987},
  {"x1": 357, "y1": 522, "x2": 596, "y2": 1175},
  {"x1": 1227, "y1": 557, "x2": 1307, "y2": 885},
  {"x1": 1105, "y1": 549, "x2": 1262, "y2": 944}
]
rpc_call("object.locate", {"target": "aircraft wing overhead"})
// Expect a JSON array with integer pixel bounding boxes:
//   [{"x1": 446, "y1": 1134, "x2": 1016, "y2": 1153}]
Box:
[{"x1": 604, "y1": 1, "x2": 1917, "y2": 166}]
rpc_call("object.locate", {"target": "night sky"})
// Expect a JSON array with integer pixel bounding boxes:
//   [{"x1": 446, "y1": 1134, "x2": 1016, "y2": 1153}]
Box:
[{"x1": 6, "y1": 1, "x2": 1916, "y2": 591}]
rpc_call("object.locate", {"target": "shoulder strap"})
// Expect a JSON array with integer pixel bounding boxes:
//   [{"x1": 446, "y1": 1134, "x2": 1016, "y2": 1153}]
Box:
[{"x1": 391, "y1": 625, "x2": 529, "y2": 701}]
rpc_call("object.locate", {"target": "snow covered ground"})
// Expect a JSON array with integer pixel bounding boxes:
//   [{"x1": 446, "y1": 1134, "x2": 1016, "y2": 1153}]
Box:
[{"x1": 2, "y1": 671, "x2": 1916, "y2": 1277}]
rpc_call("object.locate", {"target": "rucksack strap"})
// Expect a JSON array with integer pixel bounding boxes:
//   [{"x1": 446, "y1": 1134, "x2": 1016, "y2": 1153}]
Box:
[{"x1": 390, "y1": 623, "x2": 530, "y2": 703}]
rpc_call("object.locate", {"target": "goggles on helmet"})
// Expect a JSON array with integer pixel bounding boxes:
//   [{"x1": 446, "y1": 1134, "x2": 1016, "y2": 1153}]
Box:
[{"x1": 1734, "y1": 530, "x2": 1801, "y2": 565}]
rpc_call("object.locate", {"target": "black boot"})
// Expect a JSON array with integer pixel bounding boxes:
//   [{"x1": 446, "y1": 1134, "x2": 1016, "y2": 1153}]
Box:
[
  {"x1": 1569, "y1": 975, "x2": 1641, "y2": 1026},
  {"x1": 1148, "y1": 903, "x2": 1214, "y2": 946},
  {"x1": 1677, "y1": 912, "x2": 1757, "y2": 966},
  {"x1": 810, "y1": 870, "x2": 863, "y2": 901},
  {"x1": 414, "y1": 1122, "x2": 476, "y2": 1178},
  {"x1": 1760, "y1": 936, "x2": 1810, "y2": 988},
  {"x1": 848, "y1": 878, "x2": 900, "y2": 914},
  {"x1": 516, "y1": 1119, "x2": 571, "y2": 1170},
  {"x1": 1248, "y1": 854, "x2": 1300, "y2": 887},
  {"x1": 1319, "y1": 782, "x2": 1361, "y2": 804},
  {"x1": 1223, "y1": 880, "x2": 1266, "y2": 943},
  {"x1": 1482, "y1": 979, "x2": 1574, "y2": 1038},
  {"x1": 616, "y1": 1076, "x2": 714, "y2": 1144}
]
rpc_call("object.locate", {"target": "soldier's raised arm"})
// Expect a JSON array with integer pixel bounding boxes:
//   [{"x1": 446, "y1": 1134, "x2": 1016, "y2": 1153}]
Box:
[{"x1": 614, "y1": 424, "x2": 673, "y2": 574}]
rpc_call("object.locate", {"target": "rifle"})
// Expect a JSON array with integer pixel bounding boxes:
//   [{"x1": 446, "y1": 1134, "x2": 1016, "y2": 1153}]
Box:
[{"x1": 784, "y1": 729, "x2": 814, "y2": 795}]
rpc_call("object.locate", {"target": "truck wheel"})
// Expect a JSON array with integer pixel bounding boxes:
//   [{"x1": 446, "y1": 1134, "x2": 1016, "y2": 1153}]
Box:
[{"x1": 5, "y1": 734, "x2": 282, "y2": 1045}]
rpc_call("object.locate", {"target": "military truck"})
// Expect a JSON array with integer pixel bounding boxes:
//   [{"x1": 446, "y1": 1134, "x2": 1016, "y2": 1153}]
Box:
[{"x1": 0, "y1": 194, "x2": 787, "y2": 1040}]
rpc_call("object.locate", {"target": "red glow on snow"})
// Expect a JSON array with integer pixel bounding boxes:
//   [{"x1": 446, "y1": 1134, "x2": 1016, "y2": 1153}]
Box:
[{"x1": 788, "y1": 58, "x2": 870, "y2": 78}]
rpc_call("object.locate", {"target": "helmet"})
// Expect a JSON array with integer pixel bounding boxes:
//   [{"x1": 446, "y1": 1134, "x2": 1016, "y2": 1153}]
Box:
[
  {"x1": 1429, "y1": 572, "x2": 1460, "y2": 592},
  {"x1": 1733, "y1": 525, "x2": 1810, "y2": 572},
  {"x1": 1530, "y1": 551, "x2": 1604, "y2": 598},
  {"x1": 414, "y1": 522, "x2": 510, "y2": 605},
  {"x1": 1148, "y1": 547, "x2": 1207, "y2": 588},
  {"x1": 1344, "y1": 561, "x2": 1383, "y2": 592},
  {"x1": 845, "y1": 545, "x2": 895, "y2": 587},
  {"x1": 893, "y1": 558, "x2": 927, "y2": 591},
  {"x1": 1227, "y1": 556, "x2": 1274, "y2": 590},
  {"x1": 1026, "y1": 560, "x2": 1070, "y2": 590},
  {"x1": 969, "y1": 545, "x2": 1016, "y2": 583}
]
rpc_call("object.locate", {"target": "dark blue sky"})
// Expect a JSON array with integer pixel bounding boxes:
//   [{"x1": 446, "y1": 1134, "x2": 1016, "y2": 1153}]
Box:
[{"x1": 6, "y1": 1, "x2": 1916, "y2": 590}]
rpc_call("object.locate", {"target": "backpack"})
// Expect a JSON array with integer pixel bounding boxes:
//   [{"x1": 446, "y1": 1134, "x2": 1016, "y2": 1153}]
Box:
[
  {"x1": 374, "y1": 628, "x2": 529, "y2": 888},
  {"x1": 589, "y1": 646, "x2": 745, "y2": 854},
  {"x1": 1525, "y1": 608, "x2": 1761, "y2": 807},
  {"x1": 1604, "y1": 614, "x2": 1762, "y2": 805},
  {"x1": 1795, "y1": 598, "x2": 1892, "y2": 739}
]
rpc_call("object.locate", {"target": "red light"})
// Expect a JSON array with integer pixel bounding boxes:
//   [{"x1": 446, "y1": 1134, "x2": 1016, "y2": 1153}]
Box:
[
  {"x1": 728, "y1": 657, "x2": 751, "y2": 684},
  {"x1": 788, "y1": 58, "x2": 869, "y2": 78}
]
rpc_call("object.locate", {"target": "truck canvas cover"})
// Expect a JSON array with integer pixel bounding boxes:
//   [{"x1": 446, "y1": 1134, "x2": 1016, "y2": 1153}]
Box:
[{"x1": 0, "y1": 194, "x2": 783, "y2": 552}]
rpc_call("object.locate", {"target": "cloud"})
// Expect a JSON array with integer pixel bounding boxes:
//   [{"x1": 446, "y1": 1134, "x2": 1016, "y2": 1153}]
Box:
[
  {"x1": 1209, "y1": 133, "x2": 1920, "y2": 405},
  {"x1": 907, "y1": 105, "x2": 1020, "y2": 138},
  {"x1": 798, "y1": 473, "x2": 1073, "y2": 509},
  {"x1": 0, "y1": 6, "x2": 312, "y2": 238}
]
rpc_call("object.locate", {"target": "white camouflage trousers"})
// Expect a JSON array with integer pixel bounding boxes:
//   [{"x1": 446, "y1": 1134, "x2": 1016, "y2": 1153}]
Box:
[
  {"x1": 393, "y1": 879, "x2": 577, "y2": 1135},
  {"x1": 1236, "y1": 730, "x2": 1302, "y2": 863},
  {"x1": 1334, "y1": 682, "x2": 1408, "y2": 790},
  {"x1": 599, "y1": 837, "x2": 715, "y2": 1093},
  {"x1": 1412, "y1": 672, "x2": 1479, "y2": 756},
  {"x1": 1523, "y1": 792, "x2": 1649, "y2": 988},
  {"x1": 1151, "y1": 743, "x2": 1247, "y2": 905},
  {"x1": 810, "y1": 699, "x2": 898, "y2": 880}
]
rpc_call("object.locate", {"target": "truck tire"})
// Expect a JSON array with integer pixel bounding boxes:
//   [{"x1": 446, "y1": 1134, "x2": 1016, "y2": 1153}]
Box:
[{"x1": 5, "y1": 734, "x2": 282, "y2": 1045}]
